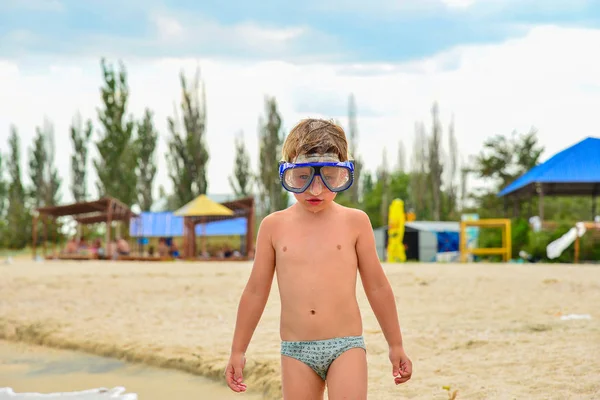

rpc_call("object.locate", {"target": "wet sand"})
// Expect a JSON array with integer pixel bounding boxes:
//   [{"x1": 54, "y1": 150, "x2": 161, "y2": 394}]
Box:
[
  {"x1": 1, "y1": 259, "x2": 599, "y2": 399},
  {"x1": 0, "y1": 340, "x2": 260, "y2": 399}
]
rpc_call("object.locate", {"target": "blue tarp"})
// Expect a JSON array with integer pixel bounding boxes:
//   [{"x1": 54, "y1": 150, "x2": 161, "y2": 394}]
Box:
[
  {"x1": 498, "y1": 137, "x2": 600, "y2": 197},
  {"x1": 436, "y1": 231, "x2": 459, "y2": 253},
  {"x1": 129, "y1": 212, "x2": 247, "y2": 237}
]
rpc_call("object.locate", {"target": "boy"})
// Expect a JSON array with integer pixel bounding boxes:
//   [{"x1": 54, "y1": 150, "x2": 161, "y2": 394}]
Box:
[{"x1": 225, "y1": 118, "x2": 412, "y2": 399}]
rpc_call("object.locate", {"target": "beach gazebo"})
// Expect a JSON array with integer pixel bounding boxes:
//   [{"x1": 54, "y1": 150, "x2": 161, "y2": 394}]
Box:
[
  {"x1": 498, "y1": 137, "x2": 600, "y2": 221},
  {"x1": 33, "y1": 197, "x2": 136, "y2": 260},
  {"x1": 174, "y1": 195, "x2": 235, "y2": 258}
]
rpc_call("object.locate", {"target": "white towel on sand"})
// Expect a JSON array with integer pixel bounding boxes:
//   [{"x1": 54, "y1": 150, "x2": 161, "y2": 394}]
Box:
[{"x1": 0, "y1": 387, "x2": 136, "y2": 400}]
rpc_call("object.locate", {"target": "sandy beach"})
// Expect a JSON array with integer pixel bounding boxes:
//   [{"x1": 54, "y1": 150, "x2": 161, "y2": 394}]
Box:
[{"x1": 1, "y1": 258, "x2": 599, "y2": 399}]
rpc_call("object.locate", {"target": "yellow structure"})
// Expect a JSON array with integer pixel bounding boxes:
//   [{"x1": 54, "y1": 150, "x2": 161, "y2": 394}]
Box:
[
  {"x1": 386, "y1": 199, "x2": 406, "y2": 263},
  {"x1": 459, "y1": 218, "x2": 512, "y2": 263}
]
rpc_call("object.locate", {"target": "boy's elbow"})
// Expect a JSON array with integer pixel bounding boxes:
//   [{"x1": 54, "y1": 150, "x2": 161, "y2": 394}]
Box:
[{"x1": 244, "y1": 282, "x2": 271, "y2": 300}]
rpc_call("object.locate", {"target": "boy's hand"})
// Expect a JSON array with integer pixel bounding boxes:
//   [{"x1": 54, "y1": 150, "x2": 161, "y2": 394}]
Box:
[
  {"x1": 225, "y1": 352, "x2": 247, "y2": 392},
  {"x1": 389, "y1": 345, "x2": 412, "y2": 385}
]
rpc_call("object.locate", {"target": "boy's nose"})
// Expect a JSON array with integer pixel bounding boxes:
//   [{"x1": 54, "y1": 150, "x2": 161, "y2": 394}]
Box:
[{"x1": 309, "y1": 176, "x2": 323, "y2": 195}]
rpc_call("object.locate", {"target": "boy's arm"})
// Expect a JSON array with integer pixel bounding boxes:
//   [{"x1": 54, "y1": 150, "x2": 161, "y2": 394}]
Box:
[
  {"x1": 230, "y1": 214, "x2": 277, "y2": 355},
  {"x1": 354, "y1": 210, "x2": 403, "y2": 349}
]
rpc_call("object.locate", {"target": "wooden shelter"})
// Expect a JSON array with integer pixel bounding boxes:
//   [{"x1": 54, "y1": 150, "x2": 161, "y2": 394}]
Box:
[
  {"x1": 177, "y1": 196, "x2": 256, "y2": 259},
  {"x1": 33, "y1": 197, "x2": 136, "y2": 259}
]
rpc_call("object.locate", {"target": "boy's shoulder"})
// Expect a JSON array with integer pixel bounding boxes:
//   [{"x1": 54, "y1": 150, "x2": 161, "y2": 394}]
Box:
[
  {"x1": 258, "y1": 207, "x2": 290, "y2": 228},
  {"x1": 335, "y1": 203, "x2": 370, "y2": 223}
]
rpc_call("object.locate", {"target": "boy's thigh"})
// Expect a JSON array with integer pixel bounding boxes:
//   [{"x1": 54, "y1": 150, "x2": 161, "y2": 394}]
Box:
[
  {"x1": 281, "y1": 355, "x2": 325, "y2": 400},
  {"x1": 326, "y1": 347, "x2": 368, "y2": 400}
]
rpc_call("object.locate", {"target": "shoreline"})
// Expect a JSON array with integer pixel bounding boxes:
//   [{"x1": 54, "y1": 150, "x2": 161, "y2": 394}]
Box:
[
  {"x1": 0, "y1": 319, "x2": 281, "y2": 399},
  {"x1": 0, "y1": 339, "x2": 263, "y2": 399}
]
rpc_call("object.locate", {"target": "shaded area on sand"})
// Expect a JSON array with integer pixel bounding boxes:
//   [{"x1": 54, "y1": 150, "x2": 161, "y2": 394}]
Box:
[{"x1": 0, "y1": 340, "x2": 260, "y2": 399}]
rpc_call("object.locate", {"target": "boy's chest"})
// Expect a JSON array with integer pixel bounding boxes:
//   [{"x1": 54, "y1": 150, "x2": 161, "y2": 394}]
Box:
[{"x1": 273, "y1": 226, "x2": 357, "y2": 266}]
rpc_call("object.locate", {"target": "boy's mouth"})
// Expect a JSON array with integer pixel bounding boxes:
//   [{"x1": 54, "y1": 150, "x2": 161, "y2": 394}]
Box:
[{"x1": 306, "y1": 198, "x2": 323, "y2": 205}]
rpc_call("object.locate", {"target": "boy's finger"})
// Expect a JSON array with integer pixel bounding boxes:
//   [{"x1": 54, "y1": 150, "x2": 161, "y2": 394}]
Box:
[
  {"x1": 400, "y1": 360, "x2": 412, "y2": 376},
  {"x1": 392, "y1": 364, "x2": 399, "y2": 377},
  {"x1": 233, "y1": 366, "x2": 244, "y2": 383}
]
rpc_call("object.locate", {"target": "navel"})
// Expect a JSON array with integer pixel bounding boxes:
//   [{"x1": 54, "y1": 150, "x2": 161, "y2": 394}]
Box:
[
  {"x1": 310, "y1": 309, "x2": 316, "y2": 315},
  {"x1": 337, "y1": 244, "x2": 342, "y2": 250}
]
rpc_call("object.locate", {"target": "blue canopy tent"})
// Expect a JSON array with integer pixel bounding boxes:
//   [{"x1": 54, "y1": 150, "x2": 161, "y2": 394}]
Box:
[
  {"x1": 129, "y1": 196, "x2": 255, "y2": 258},
  {"x1": 498, "y1": 137, "x2": 600, "y2": 220},
  {"x1": 129, "y1": 212, "x2": 247, "y2": 237}
]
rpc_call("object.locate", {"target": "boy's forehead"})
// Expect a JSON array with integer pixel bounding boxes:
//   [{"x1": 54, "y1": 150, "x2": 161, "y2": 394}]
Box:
[{"x1": 294, "y1": 152, "x2": 340, "y2": 163}]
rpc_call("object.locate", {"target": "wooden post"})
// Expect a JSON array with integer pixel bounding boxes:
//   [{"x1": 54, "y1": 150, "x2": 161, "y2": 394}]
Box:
[
  {"x1": 459, "y1": 220, "x2": 466, "y2": 263},
  {"x1": 43, "y1": 217, "x2": 48, "y2": 258},
  {"x1": 593, "y1": 188, "x2": 597, "y2": 220},
  {"x1": 201, "y1": 217, "x2": 206, "y2": 257},
  {"x1": 106, "y1": 199, "x2": 113, "y2": 258},
  {"x1": 246, "y1": 200, "x2": 255, "y2": 258},
  {"x1": 537, "y1": 183, "x2": 544, "y2": 222},
  {"x1": 32, "y1": 214, "x2": 38, "y2": 260},
  {"x1": 504, "y1": 219, "x2": 512, "y2": 263},
  {"x1": 574, "y1": 235, "x2": 580, "y2": 264},
  {"x1": 182, "y1": 218, "x2": 188, "y2": 258},
  {"x1": 53, "y1": 217, "x2": 57, "y2": 257}
]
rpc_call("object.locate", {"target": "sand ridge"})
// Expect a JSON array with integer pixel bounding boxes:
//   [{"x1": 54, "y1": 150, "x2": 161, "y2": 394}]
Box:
[{"x1": 1, "y1": 259, "x2": 599, "y2": 399}]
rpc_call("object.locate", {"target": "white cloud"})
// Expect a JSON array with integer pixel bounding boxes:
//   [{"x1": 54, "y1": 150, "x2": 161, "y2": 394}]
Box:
[
  {"x1": 152, "y1": 15, "x2": 185, "y2": 41},
  {"x1": 141, "y1": 11, "x2": 330, "y2": 61},
  {"x1": 1, "y1": 24, "x2": 600, "y2": 206}
]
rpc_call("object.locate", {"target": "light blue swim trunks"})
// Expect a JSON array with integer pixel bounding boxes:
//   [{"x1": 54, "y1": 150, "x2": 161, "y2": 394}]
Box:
[{"x1": 280, "y1": 335, "x2": 366, "y2": 380}]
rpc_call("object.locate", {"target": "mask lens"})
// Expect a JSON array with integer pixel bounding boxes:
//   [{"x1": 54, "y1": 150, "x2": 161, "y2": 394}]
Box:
[
  {"x1": 283, "y1": 166, "x2": 314, "y2": 191},
  {"x1": 321, "y1": 166, "x2": 350, "y2": 191}
]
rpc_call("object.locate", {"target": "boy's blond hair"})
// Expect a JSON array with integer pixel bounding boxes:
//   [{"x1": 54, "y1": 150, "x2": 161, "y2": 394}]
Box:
[{"x1": 282, "y1": 118, "x2": 350, "y2": 163}]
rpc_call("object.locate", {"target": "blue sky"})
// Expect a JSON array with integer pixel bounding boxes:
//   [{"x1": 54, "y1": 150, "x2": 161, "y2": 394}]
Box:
[{"x1": 2, "y1": 0, "x2": 600, "y2": 62}]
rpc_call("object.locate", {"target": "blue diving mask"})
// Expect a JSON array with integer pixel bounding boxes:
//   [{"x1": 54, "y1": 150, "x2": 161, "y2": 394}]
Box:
[{"x1": 278, "y1": 154, "x2": 355, "y2": 194}]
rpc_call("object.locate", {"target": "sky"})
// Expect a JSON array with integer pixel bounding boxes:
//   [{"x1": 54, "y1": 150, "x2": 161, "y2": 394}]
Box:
[{"x1": 1, "y1": 0, "x2": 600, "y2": 207}]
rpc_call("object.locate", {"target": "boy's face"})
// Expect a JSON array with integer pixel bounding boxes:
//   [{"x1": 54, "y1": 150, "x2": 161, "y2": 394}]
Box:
[{"x1": 291, "y1": 153, "x2": 340, "y2": 212}]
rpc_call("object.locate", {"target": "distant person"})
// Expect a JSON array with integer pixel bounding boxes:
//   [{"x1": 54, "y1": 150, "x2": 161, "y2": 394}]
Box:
[
  {"x1": 169, "y1": 241, "x2": 180, "y2": 258},
  {"x1": 225, "y1": 119, "x2": 412, "y2": 398},
  {"x1": 91, "y1": 238, "x2": 105, "y2": 259},
  {"x1": 116, "y1": 237, "x2": 130, "y2": 256},
  {"x1": 157, "y1": 238, "x2": 169, "y2": 257},
  {"x1": 64, "y1": 237, "x2": 77, "y2": 254}
]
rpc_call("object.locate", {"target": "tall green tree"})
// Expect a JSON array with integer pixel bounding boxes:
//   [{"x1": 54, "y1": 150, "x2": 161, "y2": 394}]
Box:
[
  {"x1": 446, "y1": 115, "x2": 459, "y2": 217},
  {"x1": 0, "y1": 153, "x2": 7, "y2": 244},
  {"x1": 362, "y1": 170, "x2": 410, "y2": 228},
  {"x1": 229, "y1": 131, "x2": 252, "y2": 198},
  {"x1": 29, "y1": 126, "x2": 47, "y2": 208},
  {"x1": 6, "y1": 126, "x2": 29, "y2": 248},
  {"x1": 258, "y1": 96, "x2": 288, "y2": 215},
  {"x1": 42, "y1": 119, "x2": 61, "y2": 207},
  {"x1": 377, "y1": 149, "x2": 390, "y2": 226},
  {"x1": 94, "y1": 58, "x2": 138, "y2": 206},
  {"x1": 70, "y1": 112, "x2": 93, "y2": 203},
  {"x1": 409, "y1": 121, "x2": 430, "y2": 219},
  {"x1": 428, "y1": 102, "x2": 443, "y2": 221},
  {"x1": 471, "y1": 128, "x2": 544, "y2": 217},
  {"x1": 347, "y1": 93, "x2": 363, "y2": 204},
  {"x1": 474, "y1": 128, "x2": 544, "y2": 190},
  {"x1": 166, "y1": 67, "x2": 209, "y2": 207},
  {"x1": 135, "y1": 109, "x2": 158, "y2": 211},
  {"x1": 396, "y1": 139, "x2": 406, "y2": 173}
]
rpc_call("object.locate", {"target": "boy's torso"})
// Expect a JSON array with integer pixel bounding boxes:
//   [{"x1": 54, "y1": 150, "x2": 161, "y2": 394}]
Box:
[{"x1": 271, "y1": 204, "x2": 364, "y2": 341}]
